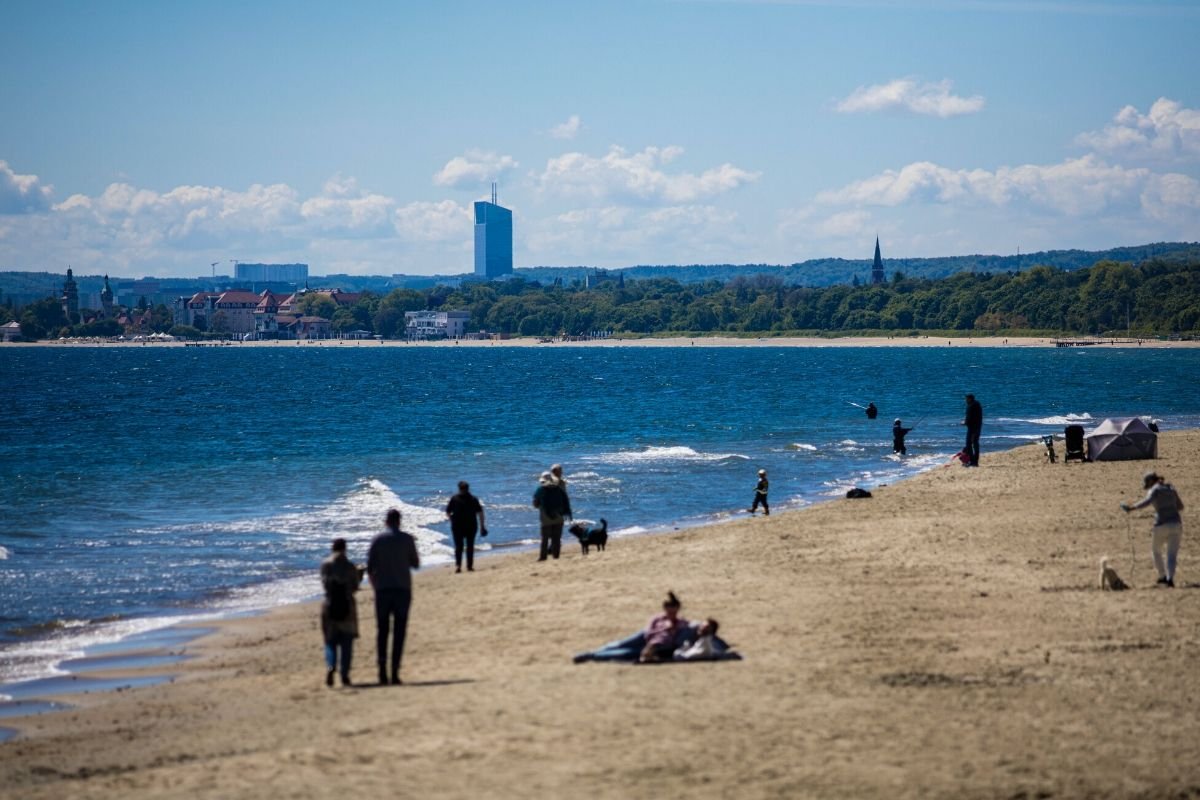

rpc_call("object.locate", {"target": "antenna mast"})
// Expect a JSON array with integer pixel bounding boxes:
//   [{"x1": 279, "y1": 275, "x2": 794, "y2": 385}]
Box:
[{"x1": 492, "y1": 182, "x2": 497, "y2": 205}]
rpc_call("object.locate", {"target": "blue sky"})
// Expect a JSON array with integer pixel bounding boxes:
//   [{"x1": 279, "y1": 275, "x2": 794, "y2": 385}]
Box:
[{"x1": 1, "y1": 0, "x2": 1198, "y2": 277}]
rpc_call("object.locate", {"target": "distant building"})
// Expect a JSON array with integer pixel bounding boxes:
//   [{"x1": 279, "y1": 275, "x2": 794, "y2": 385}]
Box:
[
  {"x1": 176, "y1": 289, "x2": 262, "y2": 334},
  {"x1": 2, "y1": 320, "x2": 22, "y2": 342},
  {"x1": 234, "y1": 263, "x2": 309, "y2": 284},
  {"x1": 585, "y1": 269, "x2": 618, "y2": 289},
  {"x1": 871, "y1": 238, "x2": 885, "y2": 285},
  {"x1": 474, "y1": 184, "x2": 513, "y2": 279},
  {"x1": 405, "y1": 310, "x2": 469, "y2": 340},
  {"x1": 61, "y1": 268, "x2": 79, "y2": 321},
  {"x1": 99, "y1": 275, "x2": 114, "y2": 319}
]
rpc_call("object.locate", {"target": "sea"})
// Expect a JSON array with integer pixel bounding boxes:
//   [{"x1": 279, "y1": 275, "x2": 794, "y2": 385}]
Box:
[{"x1": 2, "y1": 343, "x2": 1199, "y2": 686}]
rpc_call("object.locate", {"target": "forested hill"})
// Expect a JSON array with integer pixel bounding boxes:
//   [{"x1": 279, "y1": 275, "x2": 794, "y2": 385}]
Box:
[{"x1": 518, "y1": 242, "x2": 1200, "y2": 288}]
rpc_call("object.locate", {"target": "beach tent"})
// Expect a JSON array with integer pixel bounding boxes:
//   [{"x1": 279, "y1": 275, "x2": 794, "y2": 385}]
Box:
[{"x1": 1086, "y1": 417, "x2": 1158, "y2": 461}]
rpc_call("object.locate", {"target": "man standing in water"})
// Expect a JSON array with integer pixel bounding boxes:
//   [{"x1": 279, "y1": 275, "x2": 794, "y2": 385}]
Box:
[
  {"x1": 749, "y1": 469, "x2": 769, "y2": 515},
  {"x1": 367, "y1": 508, "x2": 420, "y2": 685},
  {"x1": 962, "y1": 394, "x2": 983, "y2": 467},
  {"x1": 892, "y1": 419, "x2": 913, "y2": 456},
  {"x1": 865, "y1": 402, "x2": 878, "y2": 420}
]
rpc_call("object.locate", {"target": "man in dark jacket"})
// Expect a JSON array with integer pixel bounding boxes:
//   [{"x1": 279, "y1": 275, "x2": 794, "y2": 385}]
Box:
[
  {"x1": 367, "y1": 508, "x2": 420, "y2": 685},
  {"x1": 533, "y1": 471, "x2": 572, "y2": 561},
  {"x1": 446, "y1": 481, "x2": 486, "y2": 573},
  {"x1": 962, "y1": 394, "x2": 983, "y2": 466},
  {"x1": 892, "y1": 419, "x2": 913, "y2": 455}
]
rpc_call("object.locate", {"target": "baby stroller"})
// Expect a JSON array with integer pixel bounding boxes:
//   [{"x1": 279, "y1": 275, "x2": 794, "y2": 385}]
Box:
[{"x1": 1063, "y1": 424, "x2": 1087, "y2": 463}]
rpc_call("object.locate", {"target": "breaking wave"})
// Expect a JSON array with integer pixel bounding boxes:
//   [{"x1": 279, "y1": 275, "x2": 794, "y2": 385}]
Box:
[
  {"x1": 997, "y1": 413, "x2": 1093, "y2": 426},
  {"x1": 587, "y1": 446, "x2": 748, "y2": 465}
]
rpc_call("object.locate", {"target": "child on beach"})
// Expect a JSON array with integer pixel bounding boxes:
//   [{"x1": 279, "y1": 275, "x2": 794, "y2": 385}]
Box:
[{"x1": 749, "y1": 469, "x2": 769, "y2": 515}]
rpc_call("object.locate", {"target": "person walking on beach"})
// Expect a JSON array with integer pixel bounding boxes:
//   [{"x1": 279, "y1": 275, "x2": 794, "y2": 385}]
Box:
[
  {"x1": 367, "y1": 508, "x2": 421, "y2": 685},
  {"x1": 961, "y1": 394, "x2": 983, "y2": 467},
  {"x1": 749, "y1": 469, "x2": 769, "y2": 515},
  {"x1": 1122, "y1": 471, "x2": 1185, "y2": 587},
  {"x1": 445, "y1": 481, "x2": 486, "y2": 573},
  {"x1": 320, "y1": 538, "x2": 362, "y2": 687},
  {"x1": 892, "y1": 419, "x2": 913, "y2": 456},
  {"x1": 533, "y1": 471, "x2": 572, "y2": 560}
]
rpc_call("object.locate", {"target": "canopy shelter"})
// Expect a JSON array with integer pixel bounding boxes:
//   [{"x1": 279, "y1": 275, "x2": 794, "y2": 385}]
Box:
[{"x1": 1086, "y1": 417, "x2": 1158, "y2": 461}]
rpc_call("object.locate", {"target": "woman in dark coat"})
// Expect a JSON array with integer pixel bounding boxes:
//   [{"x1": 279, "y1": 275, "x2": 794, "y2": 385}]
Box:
[{"x1": 320, "y1": 537, "x2": 362, "y2": 687}]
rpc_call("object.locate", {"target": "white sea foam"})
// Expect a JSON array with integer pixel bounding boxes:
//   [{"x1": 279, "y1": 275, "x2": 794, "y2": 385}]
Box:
[
  {"x1": 587, "y1": 446, "x2": 748, "y2": 465},
  {"x1": 133, "y1": 478, "x2": 453, "y2": 564},
  {"x1": 790, "y1": 443, "x2": 818, "y2": 452},
  {"x1": 0, "y1": 612, "x2": 218, "y2": 685},
  {"x1": 997, "y1": 413, "x2": 1093, "y2": 426},
  {"x1": 0, "y1": 545, "x2": 9, "y2": 560}
]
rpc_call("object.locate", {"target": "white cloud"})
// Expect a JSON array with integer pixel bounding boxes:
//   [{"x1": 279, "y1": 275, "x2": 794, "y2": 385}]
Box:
[
  {"x1": 1076, "y1": 97, "x2": 1200, "y2": 162},
  {"x1": 0, "y1": 168, "x2": 483, "y2": 274},
  {"x1": 432, "y1": 150, "x2": 518, "y2": 189},
  {"x1": 525, "y1": 203, "x2": 747, "y2": 265},
  {"x1": 549, "y1": 114, "x2": 583, "y2": 140},
  {"x1": 393, "y1": 200, "x2": 473, "y2": 242},
  {"x1": 534, "y1": 145, "x2": 760, "y2": 204},
  {"x1": 0, "y1": 160, "x2": 53, "y2": 214},
  {"x1": 814, "y1": 155, "x2": 1174, "y2": 217},
  {"x1": 836, "y1": 78, "x2": 985, "y2": 118}
]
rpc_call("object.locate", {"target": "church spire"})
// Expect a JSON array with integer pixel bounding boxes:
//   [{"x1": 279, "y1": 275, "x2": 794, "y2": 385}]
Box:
[{"x1": 871, "y1": 237, "x2": 885, "y2": 285}]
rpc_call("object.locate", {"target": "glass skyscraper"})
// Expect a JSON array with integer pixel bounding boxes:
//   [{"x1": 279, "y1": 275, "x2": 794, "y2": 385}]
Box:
[{"x1": 473, "y1": 192, "x2": 513, "y2": 279}]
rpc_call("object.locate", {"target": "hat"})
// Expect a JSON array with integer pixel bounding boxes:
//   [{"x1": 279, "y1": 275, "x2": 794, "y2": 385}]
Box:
[
  {"x1": 1143, "y1": 471, "x2": 1161, "y2": 488},
  {"x1": 539, "y1": 471, "x2": 554, "y2": 486},
  {"x1": 894, "y1": 418, "x2": 902, "y2": 425},
  {"x1": 757, "y1": 469, "x2": 766, "y2": 475}
]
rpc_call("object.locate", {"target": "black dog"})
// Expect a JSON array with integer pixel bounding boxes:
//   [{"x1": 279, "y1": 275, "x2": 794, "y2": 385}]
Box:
[{"x1": 568, "y1": 518, "x2": 608, "y2": 555}]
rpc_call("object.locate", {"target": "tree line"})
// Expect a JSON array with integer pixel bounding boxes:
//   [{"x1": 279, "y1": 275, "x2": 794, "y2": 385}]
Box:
[{"x1": 4, "y1": 257, "x2": 1198, "y2": 340}]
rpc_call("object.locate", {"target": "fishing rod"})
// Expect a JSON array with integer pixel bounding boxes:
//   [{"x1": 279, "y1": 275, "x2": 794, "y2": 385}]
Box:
[{"x1": 846, "y1": 400, "x2": 867, "y2": 410}]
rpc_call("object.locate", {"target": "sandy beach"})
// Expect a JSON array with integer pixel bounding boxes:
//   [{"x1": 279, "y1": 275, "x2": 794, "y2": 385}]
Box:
[{"x1": 2, "y1": 433, "x2": 1198, "y2": 799}]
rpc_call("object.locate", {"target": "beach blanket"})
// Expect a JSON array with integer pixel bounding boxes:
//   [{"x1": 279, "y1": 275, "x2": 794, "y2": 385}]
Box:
[{"x1": 573, "y1": 629, "x2": 742, "y2": 664}]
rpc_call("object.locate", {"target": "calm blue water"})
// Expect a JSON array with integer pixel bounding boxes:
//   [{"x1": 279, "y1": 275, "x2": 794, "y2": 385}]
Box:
[{"x1": 2, "y1": 344, "x2": 1198, "y2": 683}]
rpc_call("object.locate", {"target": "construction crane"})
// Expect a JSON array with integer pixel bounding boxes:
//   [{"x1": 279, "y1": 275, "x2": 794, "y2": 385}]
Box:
[{"x1": 210, "y1": 262, "x2": 218, "y2": 279}]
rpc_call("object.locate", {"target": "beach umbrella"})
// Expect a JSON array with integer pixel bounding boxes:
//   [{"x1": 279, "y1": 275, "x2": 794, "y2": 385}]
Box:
[{"x1": 1086, "y1": 417, "x2": 1158, "y2": 461}]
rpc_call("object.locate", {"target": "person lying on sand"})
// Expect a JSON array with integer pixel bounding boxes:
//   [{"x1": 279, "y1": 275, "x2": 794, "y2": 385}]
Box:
[{"x1": 674, "y1": 618, "x2": 720, "y2": 661}]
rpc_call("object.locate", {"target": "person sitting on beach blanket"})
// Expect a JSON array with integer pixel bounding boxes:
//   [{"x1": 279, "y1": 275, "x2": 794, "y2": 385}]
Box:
[
  {"x1": 573, "y1": 594, "x2": 741, "y2": 664},
  {"x1": 640, "y1": 591, "x2": 689, "y2": 662}
]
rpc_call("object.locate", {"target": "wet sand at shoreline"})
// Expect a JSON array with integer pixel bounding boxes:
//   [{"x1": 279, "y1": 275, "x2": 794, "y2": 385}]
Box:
[{"x1": 1, "y1": 433, "x2": 1198, "y2": 798}]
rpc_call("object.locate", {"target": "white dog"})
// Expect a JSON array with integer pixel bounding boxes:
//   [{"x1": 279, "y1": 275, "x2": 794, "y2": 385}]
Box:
[{"x1": 1099, "y1": 557, "x2": 1129, "y2": 591}]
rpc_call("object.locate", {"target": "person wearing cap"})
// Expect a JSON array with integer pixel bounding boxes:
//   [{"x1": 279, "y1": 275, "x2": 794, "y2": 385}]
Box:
[
  {"x1": 319, "y1": 538, "x2": 362, "y2": 687},
  {"x1": 892, "y1": 418, "x2": 913, "y2": 455},
  {"x1": 1122, "y1": 472, "x2": 1185, "y2": 587},
  {"x1": 533, "y1": 470, "x2": 572, "y2": 561},
  {"x1": 749, "y1": 469, "x2": 770, "y2": 515}
]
